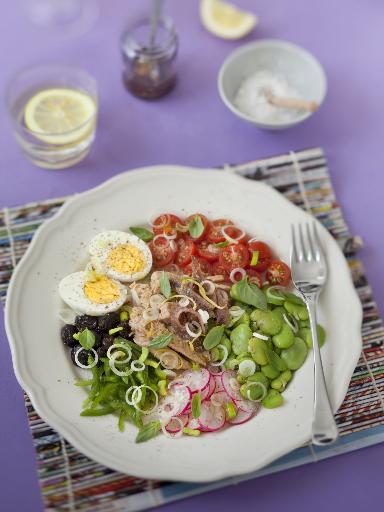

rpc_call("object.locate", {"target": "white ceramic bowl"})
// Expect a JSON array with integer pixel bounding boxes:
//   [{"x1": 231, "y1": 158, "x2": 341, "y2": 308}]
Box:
[{"x1": 218, "y1": 39, "x2": 327, "y2": 130}]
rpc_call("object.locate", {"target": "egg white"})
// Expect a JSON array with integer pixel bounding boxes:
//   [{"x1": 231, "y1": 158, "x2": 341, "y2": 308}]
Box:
[
  {"x1": 88, "y1": 230, "x2": 152, "y2": 283},
  {"x1": 58, "y1": 271, "x2": 127, "y2": 316}
]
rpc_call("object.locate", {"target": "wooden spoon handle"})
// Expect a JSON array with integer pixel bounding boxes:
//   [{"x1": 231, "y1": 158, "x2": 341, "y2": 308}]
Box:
[{"x1": 267, "y1": 93, "x2": 319, "y2": 113}]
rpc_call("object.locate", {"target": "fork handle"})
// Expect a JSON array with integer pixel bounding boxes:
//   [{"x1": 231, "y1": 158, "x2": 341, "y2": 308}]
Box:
[{"x1": 306, "y1": 296, "x2": 339, "y2": 446}]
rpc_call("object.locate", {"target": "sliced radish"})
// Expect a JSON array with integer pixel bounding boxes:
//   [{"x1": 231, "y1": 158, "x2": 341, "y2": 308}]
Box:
[
  {"x1": 234, "y1": 398, "x2": 261, "y2": 415},
  {"x1": 214, "y1": 373, "x2": 225, "y2": 393},
  {"x1": 198, "y1": 402, "x2": 226, "y2": 432},
  {"x1": 210, "y1": 390, "x2": 230, "y2": 407},
  {"x1": 201, "y1": 375, "x2": 216, "y2": 401},
  {"x1": 228, "y1": 407, "x2": 255, "y2": 425},
  {"x1": 159, "y1": 385, "x2": 191, "y2": 418},
  {"x1": 187, "y1": 416, "x2": 202, "y2": 431},
  {"x1": 166, "y1": 414, "x2": 188, "y2": 433},
  {"x1": 221, "y1": 370, "x2": 243, "y2": 402},
  {"x1": 182, "y1": 368, "x2": 211, "y2": 394}
]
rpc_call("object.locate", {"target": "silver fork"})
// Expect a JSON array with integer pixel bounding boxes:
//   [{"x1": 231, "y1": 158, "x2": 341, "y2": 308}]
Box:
[{"x1": 291, "y1": 222, "x2": 339, "y2": 446}]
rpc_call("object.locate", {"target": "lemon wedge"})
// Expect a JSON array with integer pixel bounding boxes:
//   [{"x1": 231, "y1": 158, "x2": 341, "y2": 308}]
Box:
[
  {"x1": 200, "y1": 0, "x2": 257, "y2": 39},
  {"x1": 24, "y1": 88, "x2": 96, "y2": 145}
]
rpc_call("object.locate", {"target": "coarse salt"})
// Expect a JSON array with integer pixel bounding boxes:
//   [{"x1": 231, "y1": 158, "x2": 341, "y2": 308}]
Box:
[{"x1": 234, "y1": 70, "x2": 302, "y2": 124}]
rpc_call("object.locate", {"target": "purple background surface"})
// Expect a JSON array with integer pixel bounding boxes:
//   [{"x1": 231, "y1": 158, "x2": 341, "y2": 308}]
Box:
[{"x1": 0, "y1": 1, "x2": 383, "y2": 511}]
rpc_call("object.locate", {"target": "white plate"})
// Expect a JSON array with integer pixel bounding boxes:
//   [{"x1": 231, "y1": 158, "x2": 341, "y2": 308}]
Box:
[{"x1": 5, "y1": 166, "x2": 362, "y2": 482}]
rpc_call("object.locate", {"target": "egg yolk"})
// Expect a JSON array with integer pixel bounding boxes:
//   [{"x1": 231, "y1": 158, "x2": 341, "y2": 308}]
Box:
[
  {"x1": 107, "y1": 244, "x2": 145, "y2": 275},
  {"x1": 84, "y1": 276, "x2": 120, "y2": 304}
]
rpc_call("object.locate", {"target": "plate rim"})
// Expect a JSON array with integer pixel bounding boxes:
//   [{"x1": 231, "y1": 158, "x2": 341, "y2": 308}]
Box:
[{"x1": 5, "y1": 165, "x2": 363, "y2": 482}]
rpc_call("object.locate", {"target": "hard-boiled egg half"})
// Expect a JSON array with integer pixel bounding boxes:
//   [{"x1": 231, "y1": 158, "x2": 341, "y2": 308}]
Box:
[
  {"x1": 59, "y1": 270, "x2": 127, "y2": 316},
  {"x1": 88, "y1": 231, "x2": 152, "y2": 283}
]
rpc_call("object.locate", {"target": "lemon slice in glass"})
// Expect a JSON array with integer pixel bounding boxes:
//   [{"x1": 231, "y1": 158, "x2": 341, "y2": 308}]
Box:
[
  {"x1": 24, "y1": 88, "x2": 97, "y2": 145},
  {"x1": 200, "y1": 0, "x2": 257, "y2": 39}
]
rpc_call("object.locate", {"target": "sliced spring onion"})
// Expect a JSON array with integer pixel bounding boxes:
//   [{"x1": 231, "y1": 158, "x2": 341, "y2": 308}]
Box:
[
  {"x1": 229, "y1": 305, "x2": 245, "y2": 318},
  {"x1": 198, "y1": 308, "x2": 210, "y2": 324},
  {"x1": 125, "y1": 386, "x2": 142, "y2": 406},
  {"x1": 252, "y1": 332, "x2": 269, "y2": 341},
  {"x1": 229, "y1": 267, "x2": 247, "y2": 283},
  {"x1": 133, "y1": 385, "x2": 159, "y2": 415},
  {"x1": 74, "y1": 348, "x2": 98, "y2": 369},
  {"x1": 131, "y1": 360, "x2": 146, "y2": 372},
  {"x1": 238, "y1": 359, "x2": 256, "y2": 377},
  {"x1": 162, "y1": 294, "x2": 197, "y2": 310},
  {"x1": 185, "y1": 321, "x2": 202, "y2": 338},
  {"x1": 149, "y1": 214, "x2": 169, "y2": 229},
  {"x1": 221, "y1": 225, "x2": 245, "y2": 244},
  {"x1": 159, "y1": 351, "x2": 182, "y2": 370},
  {"x1": 201, "y1": 280, "x2": 216, "y2": 295},
  {"x1": 225, "y1": 401, "x2": 237, "y2": 419},
  {"x1": 283, "y1": 313, "x2": 299, "y2": 333},
  {"x1": 106, "y1": 343, "x2": 132, "y2": 364},
  {"x1": 109, "y1": 354, "x2": 133, "y2": 377},
  {"x1": 139, "y1": 347, "x2": 149, "y2": 363},
  {"x1": 182, "y1": 427, "x2": 201, "y2": 436},
  {"x1": 109, "y1": 326, "x2": 123, "y2": 335},
  {"x1": 246, "y1": 382, "x2": 267, "y2": 402},
  {"x1": 210, "y1": 344, "x2": 229, "y2": 366},
  {"x1": 119, "y1": 310, "x2": 129, "y2": 321},
  {"x1": 250, "y1": 250, "x2": 259, "y2": 267},
  {"x1": 181, "y1": 278, "x2": 226, "y2": 309}
]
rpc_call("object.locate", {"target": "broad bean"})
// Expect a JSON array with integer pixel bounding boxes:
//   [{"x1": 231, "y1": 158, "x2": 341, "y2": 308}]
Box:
[
  {"x1": 284, "y1": 301, "x2": 308, "y2": 321},
  {"x1": 298, "y1": 325, "x2": 325, "y2": 349},
  {"x1": 271, "y1": 369, "x2": 292, "y2": 391},
  {"x1": 280, "y1": 337, "x2": 308, "y2": 370},
  {"x1": 230, "y1": 324, "x2": 252, "y2": 355},
  {"x1": 262, "y1": 389, "x2": 284, "y2": 408},
  {"x1": 250, "y1": 309, "x2": 283, "y2": 335},
  {"x1": 272, "y1": 323, "x2": 295, "y2": 349},
  {"x1": 248, "y1": 338, "x2": 268, "y2": 365},
  {"x1": 261, "y1": 364, "x2": 280, "y2": 379}
]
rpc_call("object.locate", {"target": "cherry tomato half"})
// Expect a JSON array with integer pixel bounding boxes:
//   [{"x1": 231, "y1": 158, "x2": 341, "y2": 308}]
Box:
[
  {"x1": 196, "y1": 240, "x2": 219, "y2": 262},
  {"x1": 219, "y1": 243, "x2": 249, "y2": 271},
  {"x1": 175, "y1": 238, "x2": 196, "y2": 267},
  {"x1": 266, "y1": 260, "x2": 291, "y2": 286},
  {"x1": 246, "y1": 268, "x2": 263, "y2": 288},
  {"x1": 247, "y1": 241, "x2": 272, "y2": 272},
  {"x1": 182, "y1": 257, "x2": 212, "y2": 276},
  {"x1": 149, "y1": 238, "x2": 175, "y2": 267},
  {"x1": 185, "y1": 214, "x2": 210, "y2": 242},
  {"x1": 211, "y1": 260, "x2": 230, "y2": 277},
  {"x1": 152, "y1": 213, "x2": 184, "y2": 238},
  {"x1": 207, "y1": 219, "x2": 234, "y2": 244}
]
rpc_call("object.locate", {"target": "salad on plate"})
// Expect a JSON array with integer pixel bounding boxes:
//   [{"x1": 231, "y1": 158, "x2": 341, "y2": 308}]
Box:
[{"x1": 58, "y1": 213, "x2": 326, "y2": 443}]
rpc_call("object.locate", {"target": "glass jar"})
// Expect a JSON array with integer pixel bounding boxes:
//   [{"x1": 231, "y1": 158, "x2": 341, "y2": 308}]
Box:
[{"x1": 120, "y1": 15, "x2": 178, "y2": 99}]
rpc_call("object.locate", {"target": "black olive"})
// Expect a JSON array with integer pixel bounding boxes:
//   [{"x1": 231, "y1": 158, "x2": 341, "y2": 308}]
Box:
[
  {"x1": 75, "y1": 315, "x2": 98, "y2": 331},
  {"x1": 96, "y1": 335, "x2": 115, "y2": 358},
  {"x1": 60, "y1": 324, "x2": 78, "y2": 348},
  {"x1": 93, "y1": 331, "x2": 103, "y2": 349},
  {"x1": 97, "y1": 312, "x2": 120, "y2": 332},
  {"x1": 70, "y1": 344, "x2": 94, "y2": 367},
  {"x1": 117, "y1": 320, "x2": 132, "y2": 339}
]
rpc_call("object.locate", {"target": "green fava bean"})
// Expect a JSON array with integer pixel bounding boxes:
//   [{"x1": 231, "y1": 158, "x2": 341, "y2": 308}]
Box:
[
  {"x1": 220, "y1": 336, "x2": 232, "y2": 353},
  {"x1": 250, "y1": 309, "x2": 283, "y2": 335},
  {"x1": 240, "y1": 382, "x2": 266, "y2": 401},
  {"x1": 284, "y1": 301, "x2": 308, "y2": 321},
  {"x1": 248, "y1": 338, "x2": 268, "y2": 365},
  {"x1": 247, "y1": 371, "x2": 269, "y2": 389},
  {"x1": 262, "y1": 389, "x2": 284, "y2": 408},
  {"x1": 298, "y1": 325, "x2": 326, "y2": 349},
  {"x1": 232, "y1": 312, "x2": 250, "y2": 328},
  {"x1": 273, "y1": 323, "x2": 295, "y2": 349},
  {"x1": 261, "y1": 364, "x2": 280, "y2": 379},
  {"x1": 230, "y1": 324, "x2": 252, "y2": 355},
  {"x1": 271, "y1": 370, "x2": 292, "y2": 391},
  {"x1": 272, "y1": 306, "x2": 286, "y2": 321},
  {"x1": 280, "y1": 337, "x2": 308, "y2": 370},
  {"x1": 224, "y1": 357, "x2": 238, "y2": 370}
]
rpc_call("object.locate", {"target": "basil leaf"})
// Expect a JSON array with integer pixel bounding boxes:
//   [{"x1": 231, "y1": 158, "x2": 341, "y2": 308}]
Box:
[
  {"x1": 135, "y1": 420, "x2": 161, "y2": 443},
  {"x1": 231, "y1": 279, "x2": 267, "y2": 310},
  {"x1": 148, "y1": 332, "x2": 173, "y2": 349},
  {"x1": 79, "y1": 328, "x2": 95, "y2": 350},
  {"x1": 192, "y1": 393, "x2": 201, "y2": 419},
  {"x1": 250, "y1": 250, "x2": 259, "y2": 266},
  {"x1": 188, "y1": 215, "x2": 204, "y2": 239},
  {"x1": 203, "y1": 325, "x2": 225, "y2": 350},
  {"x1": 129, "y1": 226, "x2": 154, "y2": 242},
  {"x1": 265, "y1": 346, "x2": 286, "y2": 372},
  {"x1": 214, "y1": 241, "x2": 229, "y2": 248},
  {"x1": 160, "y1": 271, "x2": 171, "y2": 298}
]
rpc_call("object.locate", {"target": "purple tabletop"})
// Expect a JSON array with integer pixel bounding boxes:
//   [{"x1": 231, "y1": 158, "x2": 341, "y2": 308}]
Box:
[{"x1": 1, "y1": 1, "x2": 383, "y2": 511}]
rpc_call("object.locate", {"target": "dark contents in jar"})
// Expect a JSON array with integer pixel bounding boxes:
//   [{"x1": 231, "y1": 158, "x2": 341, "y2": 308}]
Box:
[{"x1": 123, "y1": 58, "x2": 176, "y2": 100}]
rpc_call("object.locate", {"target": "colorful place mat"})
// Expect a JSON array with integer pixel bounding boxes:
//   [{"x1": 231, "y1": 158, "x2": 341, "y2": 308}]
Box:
[{"x1": 1, "y1": 147, "x2": 383, "y2": 512}]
